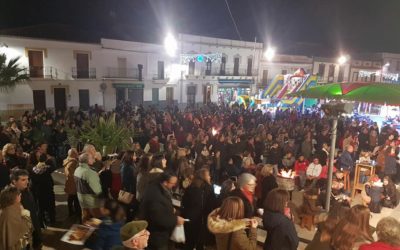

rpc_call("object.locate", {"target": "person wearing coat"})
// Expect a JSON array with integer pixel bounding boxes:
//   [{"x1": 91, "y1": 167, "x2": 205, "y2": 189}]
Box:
[
  {"x1": 63, "y1": 148, "x2": 80, "y2": 217},
  {"x1": 207, "y1": 197, "x2": 258, "y2": 250},
  {"x1": 87, "y1": 200, "x2": 126, "y2": 250},
  {"x1": 0, "y1": 186, "x2": 32, "y2": 250},
  {"x1": 30, "y1": 153, "x2": 58, "y2": 226},
  {"x1": 138, "y1": 171, "x2": 185, "y2": 250},
  {"x1": 181, "y1": 168, "x2": 217, "y2": 250},
  {"x1": 263, "y1": 188, "x2": 299, "y2": 250},
  {"x1": 230, "y1": 173, "x2": 257, "y2": 218}
]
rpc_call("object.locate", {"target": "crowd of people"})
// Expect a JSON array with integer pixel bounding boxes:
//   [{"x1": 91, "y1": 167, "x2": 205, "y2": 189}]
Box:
[{"x1": 0, "y1": 101, "x2": 399, "y2": 250}]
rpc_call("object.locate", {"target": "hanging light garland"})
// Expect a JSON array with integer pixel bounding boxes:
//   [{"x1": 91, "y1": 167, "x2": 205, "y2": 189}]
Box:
[
  {"x1": 180, "y1": 53, "x2": 222, "y2": 64},
  {"x1": 359, "y1": 70, "x2": 399, "y2": 82}
]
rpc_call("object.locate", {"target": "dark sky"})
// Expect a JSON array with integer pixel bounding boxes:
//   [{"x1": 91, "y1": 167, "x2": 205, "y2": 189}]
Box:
[{"x1": 1, "y1": 0, "x2": 399, "y2": 54}]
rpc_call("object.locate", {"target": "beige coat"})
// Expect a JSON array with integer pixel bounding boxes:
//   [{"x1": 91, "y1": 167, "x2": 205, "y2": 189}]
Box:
[{"x1": 208, "y1": 209, "x2": 257, "y2": 250}]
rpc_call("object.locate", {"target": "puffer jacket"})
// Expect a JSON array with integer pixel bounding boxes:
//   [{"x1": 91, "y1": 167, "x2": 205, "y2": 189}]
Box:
[{"x1": 207, "y1": 209, "x2": 257, "y2": 250}]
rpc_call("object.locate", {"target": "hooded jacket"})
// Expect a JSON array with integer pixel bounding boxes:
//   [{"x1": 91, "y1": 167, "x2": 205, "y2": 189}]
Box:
[
  {"x1": 262, "y1": 210, "x2": 299, "y2": 250},
  {"x1": 207, "y1": 209, "x2": 257, "y2": 250}
]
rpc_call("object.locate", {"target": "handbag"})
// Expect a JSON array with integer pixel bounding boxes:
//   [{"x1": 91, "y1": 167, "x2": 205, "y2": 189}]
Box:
[
  {"x1": 170, "y1": 225, "x2": 185, "y2": 243},
  {"x1": 118, "y1": 190, "x2": 134, "y2": 204}
]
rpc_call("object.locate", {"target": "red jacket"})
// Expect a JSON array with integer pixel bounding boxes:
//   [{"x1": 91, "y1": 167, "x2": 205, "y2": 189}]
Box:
[
  {"x1": 319, "y1": 165, "x2": 337, "y2": 179},
  {"x1": 359, "y1": 242, "x2": 400, "y2": 250},
  {"x1": 294, "y1": 160, "x2": 309, "y2": 173}
]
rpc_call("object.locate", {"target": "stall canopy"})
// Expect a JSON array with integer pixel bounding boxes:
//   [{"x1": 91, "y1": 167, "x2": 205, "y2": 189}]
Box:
[{"x1": 289, "y1": 82, "x2": 400, "y2": 106}]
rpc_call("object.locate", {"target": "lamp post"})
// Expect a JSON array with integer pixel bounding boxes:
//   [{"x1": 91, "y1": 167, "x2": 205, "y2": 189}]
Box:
[{"x1": 264, "y1": 47, "x2": 276, "y2": 62}]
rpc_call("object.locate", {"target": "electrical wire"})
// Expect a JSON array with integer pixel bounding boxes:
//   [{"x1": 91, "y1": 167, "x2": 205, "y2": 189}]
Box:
[{"x1": 223, "y1": 0, "x2": 242, "y2": 41}]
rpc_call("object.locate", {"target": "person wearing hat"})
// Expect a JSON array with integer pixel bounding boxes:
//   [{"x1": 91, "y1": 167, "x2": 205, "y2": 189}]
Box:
[{"x1": 114, "y1": 220, "x2": 150, "y2": 250}]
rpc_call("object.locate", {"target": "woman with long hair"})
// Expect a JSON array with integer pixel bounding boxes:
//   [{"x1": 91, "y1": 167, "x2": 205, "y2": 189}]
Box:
[
  {"x1": 382, "y1": 175, "x2": 398, "y2": 208},
  {"x1": 330, "y1": 204, "x2": 373, "y2": 250},
  {"x1": 263, "y1": 188, "x2": 299, "y2": 250},
  {"x1": 306, "y1": 204, "x2": 349, "y2": 250},
  {"x1": 182, "y1": 168, "x2": 217, "y2": 250},
  {"x1": 208, "y1": 196, "x2": 258, "y2": 250},
  {"x1": 120, "y1": 150, "x2": 137, "y2": 195}
]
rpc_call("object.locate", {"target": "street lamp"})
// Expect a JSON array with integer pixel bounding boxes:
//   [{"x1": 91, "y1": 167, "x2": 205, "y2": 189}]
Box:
[
  {"x1": 164, "y1": 33, "x2": 178, "y2": 57},
  {"x1": 264, "y1": 47, "x2": 276, "y2": 61},
  {"x1": 338, "y1": 55, "x2": 349, "y2": 65}
]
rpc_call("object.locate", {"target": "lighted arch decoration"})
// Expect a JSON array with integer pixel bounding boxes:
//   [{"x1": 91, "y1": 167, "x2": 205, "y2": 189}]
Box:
[{"x1": 180, "y1": 53, "x2": 222, "y2": 64}]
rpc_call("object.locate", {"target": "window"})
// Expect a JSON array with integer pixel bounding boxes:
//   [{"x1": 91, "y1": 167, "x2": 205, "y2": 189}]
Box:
[
  {"x1": 338, "y1": 66, "x2": 345, "y2": 82},
  {"x1": 397, "y1": 61, "x2": 400, "y2": 71},
  {"x1": 233, "y1": 57, "x2": 240, "y2": 76},
  {"x1": 318, "y1": 64, "x2": 325, "y2": 77},
  {"x1": 158, "y1": 61, "x2": 164, "y2": 79},
  {"x1": 118, "y1": 58, "x2": 127, "y2": 77},
  {"x1": 28, "y1": 50, "x2": 44, "y2": 78},
  {"x1": 187, "y1": 85, "x2": 196, "y2": 106},
  {"x1": 247, "y1": 58, "x2": 253, "y2": 76},
  {"x1": 328, "y1": 64, "x2": 335, "y2": 82},
  {"x1": 189, "y1": 61, "x2": 195, "y2": 75},
  {"x1": 220, "y1": 57, "x2": 226, "y2": 75},
  {"x1": 206, "y1": 60, "x2": 212, "y2": 75}
]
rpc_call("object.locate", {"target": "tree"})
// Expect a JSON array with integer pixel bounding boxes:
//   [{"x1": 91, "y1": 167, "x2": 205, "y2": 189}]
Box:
[{"x1": 0, "y1": 53, "x2": 29, "y2": 92}]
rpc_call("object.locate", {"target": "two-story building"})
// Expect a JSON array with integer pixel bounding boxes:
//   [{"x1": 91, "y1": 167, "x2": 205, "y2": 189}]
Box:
[
  {"x1": 0, "y1": 35, "x2": 175, "y2": 114},
  {"x1": 312, "y1": 57, "x2": 351, "y2": 83},
  {"x1": 175, "y1": 34, "x2": 263, "y2": 106}
]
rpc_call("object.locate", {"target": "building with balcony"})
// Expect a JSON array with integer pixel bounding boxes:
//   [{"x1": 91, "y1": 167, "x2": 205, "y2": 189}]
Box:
[
  {"x1": 0, "y1": 35, "x2": 175, "y2": 114},
  {"x1": 258, "y1": 54, "x2": 313, "y2": 88},
  {"x1": 174, "y1": 34, "x2": 263, "y2": 106},
  {"x1": 312, "y1": 57, "x2": 351, "y2": 83}
]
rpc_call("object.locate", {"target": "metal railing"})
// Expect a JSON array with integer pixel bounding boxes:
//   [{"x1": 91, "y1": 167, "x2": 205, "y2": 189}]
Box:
[
  {"x1": 72, "y1": 67, "x2": 96, "y2": 79},
  {"x1": 197, "y1": 67, "x2": 258, "y2": 76},
  {"x1": 152, "y1": 74, "x2": 169, "y2": 80},
  {"x1": 104, "y1": 67, "x2": 139, "y2": 79},
  {"x1": 28, "y1": 66, "x2": 61, "y2": 79}
]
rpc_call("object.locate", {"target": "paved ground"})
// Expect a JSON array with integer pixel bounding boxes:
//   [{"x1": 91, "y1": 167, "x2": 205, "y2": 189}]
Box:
[{"x1": 42, "y1": 171, "x2": 400, "y2": 250}]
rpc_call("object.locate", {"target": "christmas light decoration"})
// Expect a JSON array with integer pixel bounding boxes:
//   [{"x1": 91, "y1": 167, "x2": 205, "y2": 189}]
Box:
[{"x1": 180, "y1": 53, "x2": 222, "y2": 64}]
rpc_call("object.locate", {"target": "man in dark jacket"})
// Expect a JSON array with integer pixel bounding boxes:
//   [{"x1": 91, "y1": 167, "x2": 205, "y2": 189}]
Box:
[
  {"x1": 230, "y1": 173, "x2": 257, "y2": 218},
  {"x1": 338, "y1": 145, "x2": 355, "y2": 172},
  {"x1": 10, "y1": 168, "x2": 42, "y2": 249},
  {"x1": 139, "y1": 171, "x2": 185, "y2": 250}
]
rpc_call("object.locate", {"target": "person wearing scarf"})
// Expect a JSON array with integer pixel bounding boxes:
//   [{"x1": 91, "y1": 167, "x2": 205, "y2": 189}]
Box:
[{"x1": 230, "y1": 173, "x2": 257, "y2": 218}]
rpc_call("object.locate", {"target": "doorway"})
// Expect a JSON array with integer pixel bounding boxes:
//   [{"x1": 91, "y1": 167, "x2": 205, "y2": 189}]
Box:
[
  {"x1": 79, "y1": 89, "x2": 90, "y2": 111},
  {"x1": 28, "y1": 50, "x2": 44, "y2": 78},
  {"x1": 116, "y1": 88, "x2": 126, "y2": 106},
  {"x1": 33, "y1": 90, "x2": 46, "y2": 111},
  {"x1": 54, "y1": 88, "x2": 67, "y2": 111},
  {"x1": 128, "y1": 89, "x2": 144, "y2": 106},
  {"x1": 76, "y1": 53, "x2": 89, "y2": 78}
]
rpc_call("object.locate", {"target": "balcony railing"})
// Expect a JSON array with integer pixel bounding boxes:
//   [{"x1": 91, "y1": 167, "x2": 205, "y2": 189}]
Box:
[
  {"x1": 104, "y1": 67, "x2": 139, "y2": 79},
  {"x1": 72, "y1": 67, "x2": 96, "y2": 79},
  {"x1": 197, "y1": 67, "x2": 258, "y2": 77},
  {"x1": 152, "y1": 74, "x2": 169, "y2": 80},
  {"x1": 28, "y1": 66, "x2": 60, "y2": 79}
]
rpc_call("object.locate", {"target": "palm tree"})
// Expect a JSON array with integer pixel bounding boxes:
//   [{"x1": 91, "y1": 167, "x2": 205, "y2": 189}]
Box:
[{"x1": 0, "y1": 53, "x2": 29, "y2": 92}]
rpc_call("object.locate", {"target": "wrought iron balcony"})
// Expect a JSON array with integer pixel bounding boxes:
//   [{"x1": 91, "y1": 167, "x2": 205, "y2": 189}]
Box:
[
  {"x1": 72, "y1": 67, "x2": 97, "y2": 79},
  {"x1": 104, "y1": 67, "x2": 139, "y2": 79},
  {"x1": 28, "y1": 66, "x2": 61, "y2": 79}
]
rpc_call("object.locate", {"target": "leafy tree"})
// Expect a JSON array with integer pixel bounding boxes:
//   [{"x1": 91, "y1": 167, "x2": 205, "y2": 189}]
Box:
[{"x1": 0, "y1": 53, "x2": 29, "y2": 92}]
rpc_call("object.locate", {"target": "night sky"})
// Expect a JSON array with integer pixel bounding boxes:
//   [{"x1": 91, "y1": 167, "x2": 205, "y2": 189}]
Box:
[{"x1": 1, "y1": 0, "x2": 399, "y2": 54}]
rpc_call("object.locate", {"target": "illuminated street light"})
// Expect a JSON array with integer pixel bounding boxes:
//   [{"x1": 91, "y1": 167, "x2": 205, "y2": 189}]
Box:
[
  {"x1": 264, "y1": 47, "x2": 276, "y2": 61},
  {"x1": 164, "y1": 33, "x2": 178, "y2": 57},
  {"x1": 338, "y1": 55, "x2": 349, "y2": 65}
]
